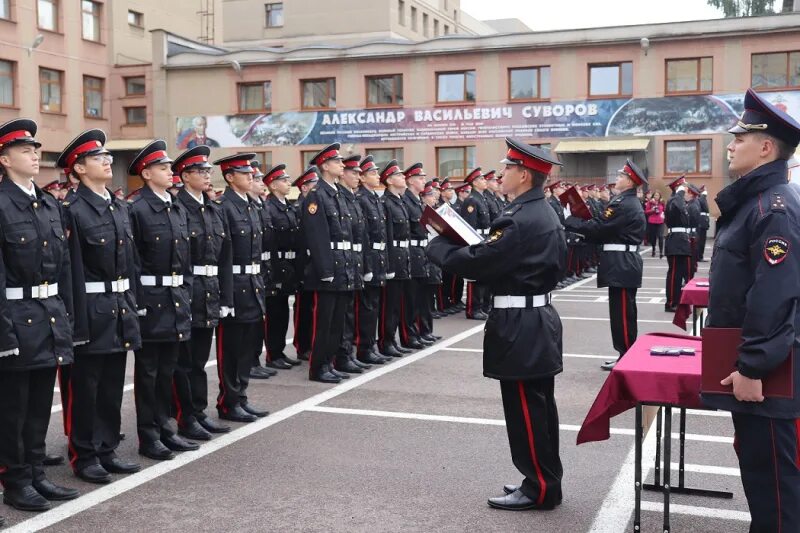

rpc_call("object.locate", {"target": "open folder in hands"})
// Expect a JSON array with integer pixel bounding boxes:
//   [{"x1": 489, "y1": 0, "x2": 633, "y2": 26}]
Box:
[
  {"x1": 421, "y1": 204, "x2": 484, "y2": 246},
  {"x1": 558, "y1": 186, "x2": 593, "y2": 220}
]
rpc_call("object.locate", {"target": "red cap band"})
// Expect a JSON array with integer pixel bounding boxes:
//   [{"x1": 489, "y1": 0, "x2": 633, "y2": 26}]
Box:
[
  {"x1": 464, "y1": 169, "x2": 482, "y2": 183},
  {"x1": 264, "y1": 168, "x2": 288, "y2": 185},
  {"x1": 315, "y1": 149, "x2": 339, "y2": 165},
  {"x1": 381, "y1": 165, "x2": 400, "y2": 182},
  {"x1": 219, "y1": 158, "x2": 252, "y2": 172},
  {"x1": 405, "y1": 167, "x2": 424, "y2": 177},
  {"x1": 506, "y1": 148, "x2": 552, "y2": 174},
  {"x1": 622, "y1": 164, "x2": 644, "y2": 185},
  {"x1": 295, "y1": 171, "x2": 318, "y2": 187},
  {"x1": 0, "y1": 130, "x2": 32, "y2": 147},
  {"x1": 344, "y1": 160, "x2": 360, "y2": 169},
  {"x1": 361, "y1": 162, "x2": 377, "y2": 172},
  {"x1": 175, "y1": 155, "x2": 208, "y2": 174},
  {"x1": 136, "y1": 150, "x2": 169, "y2": 174}
]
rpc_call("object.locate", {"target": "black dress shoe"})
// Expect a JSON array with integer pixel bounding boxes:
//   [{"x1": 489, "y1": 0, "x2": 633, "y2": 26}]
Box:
[
  {"x1": 335, "y1": 360, "x2": 363, "y2": 373},
  {"x1": 43, "y1": 453, "x2": 64, "y2": 466},
  {"x1": 218, "y1": 405, "x2": 257, "y2": 423},
  {"x1": 297, "y1": 350, "x2": 311, "y2": 361},
  {"x1": 3, "y1": 485, "x2": 51, "y2": 511},
  {"x1": 664, "y1": 304, "x2": 677, "y2": 312},
  {"x1": 600, "y1": 360, "x2": 617, "y2": 371},
  {"x1": 32, "y1": 479, "x2": 80, "y2": 501},
  {"x1": 503, "y1": 484, "x2": 520, "y2": 495},
  {"x1": 266, "y1": 358, "x2": 293, "y2": 370},
  {"x1": 197, "y1": 416, "x2": 231, "y2": 434},
  {"x1": 179, "y1": 420, "x2": 213, "y2": 441},
  {"x1": 0, "y1": 515, "x2": 5, "y2": 526},
  {"x1": 416, "y1": 337, "x2": 435, "y2": 346},
  {"x1": 162, "y1": 434, "x2": 200, "y2": 452},
  {"x1": 381, "y1": 345, "x2": 404, "y2": 358},
  {"x1": 350, "y1": 356, "x2": 371, "y2": 369},
  {"x1": 119, "y1": 432, "x2": 126, "y2": 440},
  {"x1": 393, "y1": 343, "x2": 413, "y2": 354},
  {"x1": 358, "y1": 352, "x2": 385, "y2": 365},
  {"x1": 139, "y1": 440, "x2": 176, "y2": 460},
  {"x1": 422, "y1": 334, "x2": 442, "y2": 342},
  {"x1": 401, "y1": 340, "x2": 424, "y2": 350},
  {"x1": 241, "y1": 402, "x2": 270, "y2": 417},
  {"x1": 284, "y1": 354, "x2": 302, "y2": 366},
  {"x1": 487, "y1": 489, "x2": 556, "y2": 511},
  {"x1": 76, "y1": 464, "x2": 112, "y2": 484},
  {"x1": 311, "y1": 371, "x2": 341, "y2": 383},
  {"x1": 249, "y1": 366, "x2": 272, "y2": 379},
  {"x1": 100, "y1": 457, "x2": 141, "y2": 474},
  {"x1": 468, "y1": 312, "x2": 489, "y2": 320}
]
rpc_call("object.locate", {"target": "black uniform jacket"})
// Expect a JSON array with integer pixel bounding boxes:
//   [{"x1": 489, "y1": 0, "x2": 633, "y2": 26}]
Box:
[
  {"x1": 0, "y1": 179, "x2": 75, "y2": 370},
  {"x1": 382, "y1": 191, "x2": 411, "y2": 281},
  {"x1": 129, "y1": 186, "x2": 192, "y2": 342},
  {"x1": 547, "y1": 196, "x2": 566, "y2": 225},
  {"x1": 217, "y1": 188, "x2": 266, "y2": 323},
  {"x1": 687, "y1": 199, "x2": 701, "y2": 234},
  {"x1": 301, "y1": 180, "x2": 355, "y2": 292},
  {"x1": 339, "y1": 185, "x2": 365, "y2": 290},
  {"x1": 427, "y1": 187, "x2": 565, "y2": 381},
  {"x1": 176, "y1": 188, "x2": 233, "y2": 329},
  {"x1": 355, "y1": 186, "x2": 388, "y2": 287},
  {"x1": 698, "y1": 194, "x2": 711, "y2": 230},
  {"x1": 565, "y1": 188, "x2": 646, "y2": 288},
  {"x1": 485, "y1": 192, "x2": 502, "y2": 222},
  {"x1": 460, "y1": 190, "x2": 491, "y2": 234},
  {"x1": 403, "y1": 189, "x2": 429, "y2": 279},
  {"x1": 664, "y1": 192, "x2": 692, "y2": 256},
  {"x1": 65, "y1": 184, "x2": 141, "y2": 354},
  {"x1": 702, "y1": 160, "x2": 800, "y2": 419},
  {"x1": 266, "y1": 194, "x2": 301, "y2": 294}
]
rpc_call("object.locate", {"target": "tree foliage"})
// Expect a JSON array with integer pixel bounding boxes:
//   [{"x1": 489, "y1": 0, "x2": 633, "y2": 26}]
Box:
[{"x1": 706, "y1": 0, "x2": 777, "y2": 16}]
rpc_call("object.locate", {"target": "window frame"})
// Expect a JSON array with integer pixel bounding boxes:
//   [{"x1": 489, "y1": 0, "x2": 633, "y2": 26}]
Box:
[
  {"x1": 750, "y1": 50, "x2": 800, "y2": 91},
  {"x1": 665, "y1": 57, "x2": 713, "y2": 96},
  {"x1": 127, "y1": 9, "x2": 144, "y2": 28},
  {"x1": 124, "y1": 106, "x2": 147, "y2": 126},
  {"x1": 237, "y1": 80, "x2": 272, "y2": 113},
  {"x1": 435, "y1": 69, "x2": 476, "y2": 105},
  {"x1": 365, "y1": 147, "x2": 404, "y2": 170},
  {"x1": 124, "y1": 76, "x2": 145, "y2": 97},
  {"x1": 250, "y1": 151, "x2": 273, "y2": 171},
  {"x1": 0, "y1": 58, "x2": 15, "y2": 108},
  {"x1": 365, "y1": 74, "x2": 403, "y2": 108},
  {"x1": 82, "y1": 75, "x2": 104, "y2": 119},
  {"x1": 81, "y1": 0, "x2": 102, "y2": 43},
  {"x1": 664, "y1": 139, "x2": 713, "y2": 176},
  {"x1": 0, "y1": 0, "x2": 12, "y2": 21},
  {"x1": 300, "y1": 150, "x2": 317, "y2": 170},
  {"x1": 39, "y1": 67, "x2": 63, "y2": 114},
  {"x1": 37, "y1": 0, "x2": 59, "y2": 33},
  {"x1": 507, "y1": 66, "x2": 550, "y2": 103},
  {"x1": 265, "y1": 2, "x2": 284, "y2": 28},
  {"x1": 436, "y1": 145, "x2": 476, "y2": 180},
  {"x1": 300, "y1": 77, "x2": 336, "y2": 111},
  {"x1": 588, "y1": 61, "x2": 633, "y2": 98},
  {"x1": 398, "y1": 0, "x2": 405, "y2": 26}
]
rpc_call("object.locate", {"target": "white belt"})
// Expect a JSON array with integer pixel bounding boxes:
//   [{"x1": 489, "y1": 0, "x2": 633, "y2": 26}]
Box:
[
  {"x1": 352, "y1": 244, "x2": 363, "y2": 252},
  {"x1": 669, "y1": 227, "x2": 691, "y2": 233},
  {"x1": 276, "y1": 251, "x2": 296, "y2": 259},
  {"x1": 5, "y1": 283, "x2": 59, "y2": 300},
  {"x1": 410, "y1": 239, "x2": 428, "y2": 247},
  {"x1": 261, "y1": 251, "x2": 271, "y2": 261},
  {"x1": 372, "y1": 242, "x2": 386, "y2": 251},
  {"x1": 192, "y1": 265, "x2": 218, "y2": 276},
  {"x1": 141, "y1": 275, "x2": 184, "y2": 287},
  {"x1": 393, "y1": 240, "x2": 409, "y2": 248},
  {"x1": 700, "y1": 213, "x2": 709, "y2": 217},
  {"x1": 479, "y1": 229, "x2": 490, "y2": 236},
  {"x1": 233, "y1": 264, "x2": 261, "y2": 275},
  {"x1": 85, "y1": 279, "x2": 130, "y2": 293},
  {"x1": 330, "y1": 241, "x2": 352, "y2": 250},
  {"x1": 602, "y1": 244, "x2": 639, "y2": 252},
  {"x1": 493, "y1": 294, "x2": 551, "y2": 309}
]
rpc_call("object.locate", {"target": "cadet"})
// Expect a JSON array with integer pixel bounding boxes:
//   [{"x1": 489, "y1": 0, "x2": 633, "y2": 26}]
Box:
[
  {"x1": 564, "y1": 161, "x2": 647, "y2": 370},
  {"x1": 686, "y1": 183, "x2": 702, "y2": 277},
  {"x1": 290, "y1": 166, "x2": 319, "y2": 361},
  {"x1": 0, "y1": 119, "x2": 80, "y2": 511},
  {"x1": 427, "y1": 138, "x2": 565, "y2": 512},
  {"x1": 58, "y1": 129, "x2": 143, "y2": 483},
  {"x1": 460, "y1": 168, "x2": 491, "y2": 320},
  {"x1": 701, "y1": 88, "x2": 800, "y2": 533},
  {"x1": 663, "y1": 175, "x2": 692, "y2": 312},
  {"x1": 482, "y1": 170, "x2": 502, "y2": 222},
  {"x1": 419, "y1": 181, "x2": 443, "y2": 340},
  {"x1": 171, "y1": 146, "x2": 234, "y2": 441},
  {"x1": 696, "y1": 185, "x2": 710, "y2": 262},
  {"x1": 213, "y1": 153, "x2": 270, "y2": 421}
]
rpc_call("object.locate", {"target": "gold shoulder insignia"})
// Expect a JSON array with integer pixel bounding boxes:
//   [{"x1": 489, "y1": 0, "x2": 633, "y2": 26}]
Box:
[
  {"x1": 604, "y1": 207, "x2": 614, "y2": 218},
  {"x1": 487, "y1": 229, "x2": 503, "y2": 243}
]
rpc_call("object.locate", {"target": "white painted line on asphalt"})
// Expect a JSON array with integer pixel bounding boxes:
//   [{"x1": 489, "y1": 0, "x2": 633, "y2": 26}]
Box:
[
  {"x1": 553, "y1": 298, "x2": 667, "y2": 305},
  {"x1": 640, "y1": 501, "x2": 750, "y2": 521},
  {"x1": 559, "y1": 316, "x2": 675, "y2": 324},
  {"x1": 560, "y1": 274, "x2": 598, "y2": 292},
  {"x1": 441, "y1": 348, "x2": 611, "y2": 360},
  {"x1": 15, "y1": 324, "x2": 485, "y2": 533},
  {"x1": 686, "y1": 408, "x2": 731, "y2": 418},
  {"x1": 669, "y1": 462, "x2": 740, "y2": 477}
]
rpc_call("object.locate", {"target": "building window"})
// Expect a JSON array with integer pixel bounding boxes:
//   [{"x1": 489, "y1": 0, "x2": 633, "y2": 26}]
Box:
[
  {"x1": 366, "y1": 148, "x2": 403, "y2": 170},
  {"x1": 302, "y1": 78, "x2": 336, "y2": 110},
  {"x1": 444, "y1": 24, "x2": 449, "y2": 35},
  {"x1": 437, "y1": 70, "x2": 476, "y2": 104},
  {"x1": 251, "y1": 151, "x2": 273, "y2": 170},
  {"x1": 82, "y1": 1, "x2": 101, "y2": 41},
  {"x1": 238, "y1": 81, "x2": 272, "y2": 112},
  {"x1": 666, "y1": 57, "x2": 712, "y2": 94},
  {"x1": 38, "y1": 0, "x2": 58, "y2": 31},
  {"x1": 125, "y1": 106, "x2": 147, "y2": 125},
  {"x1": 398, "y1": 0, "x2": 405, "y2": 26},
  {"x1": 589, "y1": 62, "x2": 633, "y2": 97},
  {"x1": 125, "y1": 76, "x2": 145, "y2": 96},
  {"x1": 434, "y1": 19, "x2": 439, "y2": 37},
  {"x1": 436, "y1": 146, "x2": 476, "y2": 179},
  {"x1": 366, "y1": 74, "x2": 403, "y2": 107},
  {"x1": 39, "y1": 68, "x2": 62, "y2": 113},
  {"x1": 265, "y1": 3, "x2": 283, "y2": 28},
  {"x1": 0, "y1": 0, "x2": 10, "y2": 20},
  {"x1": 83, "y1": 76, "x2": 103, "y2": 118},
  {"x1": 128, "y1": 10, "x2": 143, "y2": 28},
  {"x1": 0, "y1": 60, "x2": 13, "y2": 107},
  {"x1": 508, "y1": 66, "x2": 551, "y2": 101},
  {"x1": 411, "y1": 6, "x2": 417, "y2": 31},
  {"x1": 423, "y1": 13, "x2": 429, "y2": 37},
  {"x1": 751, "y1": 51, "x2": 800, "y2": 90},
  {"x1": 665, "y1": 139, "x2": 712, "y2": 175},
  {"x1": 301, "y1": 150, "x2": 317, "y2": 169}
]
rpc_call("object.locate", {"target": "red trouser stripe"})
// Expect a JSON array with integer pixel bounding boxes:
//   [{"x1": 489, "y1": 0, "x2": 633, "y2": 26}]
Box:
[
  {"x1": 308, "y1": 292, "x2": 319, "y2": 377},
  {"x1": 795, "y1": 419, "x2": 800, "y2": 469},
  {"x1": 171, "y1": 379, "x2": 183, "y2": 426},
  {"x1": 399, "y1": 291, "x2": 409, "y2": 344},
  {"x1": 437, "y1": 285, "x2": 445, "y2": 311},
  {"x1": 263, "y1": 314, "x2": 271, "y2": 362},
  {"x1": 293, "y1": 293, "x2": 301, "y2": 351},
  {"x1": 621, "y1": 288, "x2": 631, "y2": 350},
  {"x1": 518, "y1": 381, "x2": 547, "y2": 505},
  {"x1": 466, "y1": 283, "x2": 473, "y2": 317},
  {"x1": 216, "y1": 325, "x2": 227, "y2": 411},
  {"x1": 770, "y1": 420, "x2": 783, "y2": 533},
  {"x1": 450, "y1": 276, "x2": 457, "y2": 305},
  {"x1": 353, "y1": 292, "x2": 361, "y2": 354},
  {"x1": 66, "y1": 377, "x2": 78, "y2": 468}
]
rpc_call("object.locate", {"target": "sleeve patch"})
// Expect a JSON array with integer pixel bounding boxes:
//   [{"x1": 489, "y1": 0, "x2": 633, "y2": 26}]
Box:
[
  {"x1": 466, "y1": 205, "x2": 475, "y2": 213},
  {"x1": 487, "y1": 229, "x2": 503, "y2": 243},
  {"x1": 604, "y1": 207, "x2": 615, "y2": 218},
  {"x1": 307, "y1": 202, "x2": 318, "y2": 215},
  {"x1": 764, "y1": 236, "x2": 790, "y2": 265}
]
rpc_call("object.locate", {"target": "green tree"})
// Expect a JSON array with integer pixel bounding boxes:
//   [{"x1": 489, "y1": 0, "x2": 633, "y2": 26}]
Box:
[{"x1": 706, "y1": 0, "x2": 777, "y2": 16}]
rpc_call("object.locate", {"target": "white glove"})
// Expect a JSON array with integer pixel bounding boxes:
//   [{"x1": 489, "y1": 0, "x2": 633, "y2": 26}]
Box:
[
  {"x1": 676, "y1": 185, "x2": 687, "y2": 194},
  {"x1": 363, "y1": 272, "x2": 374, "y2": 282},
  {"x1": 137, "y1": 308, "x2": 147, "y2": 317},
  {"x1": 386, "y1": 272, "x2": 396, "y2": 280},
  {"x1": 321, "y1": 277, "x2": 334, "y2": 282},
  {"x1": 74, "y1": 340, "x2": 90, "y2": 346},
  {"x1": 0, "y1": 348, "x2": 19, "y2": 357},
  {"x1": 220, "y1": 306, "x2": 235, "y2": 318}
]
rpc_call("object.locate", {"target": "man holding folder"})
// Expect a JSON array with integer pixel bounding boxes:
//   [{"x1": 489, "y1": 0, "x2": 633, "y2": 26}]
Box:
[{"x1": 702, "y1": 88, "x2": 800, "y2": 532}]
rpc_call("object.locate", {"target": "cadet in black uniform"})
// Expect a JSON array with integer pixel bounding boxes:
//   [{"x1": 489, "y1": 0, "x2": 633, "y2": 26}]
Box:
[
  {"x1": 696, "y1": 185, "x2": 710, "y2": 262},
  {"x1": 213, "y1": 154, "x2": 270, "y2": 420},
  {"x1": 437, "y1": 179, "x2": 458, "y2": 314},
  {"x1": 171, "y1": 146, "x2": 234, "y2": 441},
  {"x1": 355, "y1": 156, "x2": 391, "y2": 364},
  {"x1": 686, "y1": 184, "x2": 702, "y2": 277},
  {"x1": 420, "y1": 181, "x2": 443, "y2": 340},
  {"x1": 483, "y1": 170, "x2": 502, "y2": 221},
  {"x1": 565, "y1": 160, "x2": 647, "y2": 370},
  {"x1": 460, "y1": 168, "x2": 492, "y2": 320},
  {"x1": 701, "y1": 88, "x2": 800, "y2": 533},
  {"x1": 129, "y1": 141, "x2": 198, "y2": 460},
  {"x1": 0, "y1": 119, "x2": 80, "y2": 512},
  {"x1": 427, "y1": 138, "x2": 566, "y2": 512},
  {"x1": 301, "y1": 143, "x2": 357, "y2": 383},
  {"x1": 663, "y1": 176, "x2": 692, "y2": 312},
  {"x1": 58, "y1": 130, "x2": 143, "y2": 483},
  {"x1": 291, "y1": 167, "x2": 319, "y2": 361}
]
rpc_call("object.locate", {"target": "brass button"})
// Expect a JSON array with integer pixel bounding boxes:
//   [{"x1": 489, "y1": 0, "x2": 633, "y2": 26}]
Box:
[
  {"x1": 157, "y1": 303, "x2": 162, "y2": 308},
  {"x1": 178, "y1": 333, "x2": 183, "y2": 339},
  {"x1": 155, "y1": 236, "x2": 160, "y2": 241},
  {"x1": 20, "y1": 237, "x2": 25, "y2": 242},
  {"x1": 43, "y1": 240, "x2": 48, "y2": 247},
  {"x1": 58, "y1": 356, "x2": 63, "y2": 362},
  {"x1": 175, "y1": 239, "x2": 179, "y2": 244},
  {"x1": 27, "y1": 318, "x2": 32, "y2": 324},
  {"x1": 121, "y1": 308, "x2": 126, "y2": 314},
  {"x1": 110, "y1": 206, "x2": 114, "y2": 211},
  {"x1": 124, "y1": 342, "x2": 131, "y2": 348},
  {"x1": 200, "y1": 207, "x2": 205, "y2": 212},
  {"x1": 241, "y1": 230, "x2": 245, "y2": 234},
  {"x1": 207, "y1": 235, "x2": 212, "y2": 240},
  {"x1": 50, "y1": 317, "x2": 56, "y2": 324},
  {"x1": 119, "y1": 240, "x2": 123, "y2": 245},
  {"x1": 255, "y1": 288, "x2": 260, "y2": 294},
  {"x1": 175, "y1": 302, "x2": 180, "y2": 307},
  {"x1": 101, "y1": 238, "x2": 106, "y2": 243},
  {"x1": 206, "y1": 292, "x2": 211, "y2": 297},
  {"x1": 33, "y1": 202, "x2": 39, "y2": 208}
]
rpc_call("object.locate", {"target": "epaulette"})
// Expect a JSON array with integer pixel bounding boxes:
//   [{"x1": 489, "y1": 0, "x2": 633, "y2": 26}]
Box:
[
  {"x1": 502, "y1": 204, "x2": 522, "y2": 217},
  {"x1": 771, "y1": 192, "x2": 786, "y2": 213}
]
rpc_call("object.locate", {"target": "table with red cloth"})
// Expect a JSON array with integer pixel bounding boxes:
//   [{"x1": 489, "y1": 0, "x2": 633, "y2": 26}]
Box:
[{"x1": 672, "y1": 277, "x2": 709, "y2": 332}]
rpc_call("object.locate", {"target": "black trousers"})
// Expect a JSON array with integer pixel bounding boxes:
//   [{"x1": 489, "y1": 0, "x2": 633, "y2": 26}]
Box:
[
  {"x1": 666, "y1": 255, "x2": 692, "y2": 307},
  {"x1": 216, "y1": 321, "x2": 260, "y2": 411},
  {"x1": 608, "y1": 287, "x2": 638, "y2": 359},
  {"x1": 57, "y1": 363, "x2": 72, "y2": 435},
  {"x1": 134, "y1": 342, "x2": 180, "y2": 445},
  {"x1": 646, "y1": 223, "x2": 664, "y2": 256},
  {"x1": 732, "y1": 413, "x2": 800, "y2": 533},
  {"x1": 356, "y1": 286, "x2": 381, "y2": 357},
  {"x1": 465, "y1": 281, "x2": 486, "y2": 318},
  {"x1": 265, "y1": 293, "x2": 291, "y2": 361},
  {"x1": 293, "y1": 291, "x2": 313, "y2": 357},
  {"x1": 68, "y1": 351, "x2": 127, "y2": 471},
  {"x1": 419, "y1": 284, "x2": 436, "y2": 336},
  {"x1": 337, "y1": 290, "x2": 358, "y2": 363},
  {"x1": 500, "y1": 378, "x2": 562, "y2": 505},
  {"x1": 173, "y1": 327, "x2": 214, "y2": 428},
  {"x1": 696, "y1": 227, "x2": 708, "y2": 261},
  {"x1": 400, "y1": 278, "x2": 424, "y2": 345},
  {"x1": 0, "y1": 366, "x2": 57, "y2": 489},
  {"x1": 434, "y1": 283, "x2": 447, "y2": 312},
  {"x1": 442, "y1": 271, "x2": 463, "y2": 306},
  {"x1": 307, "y1": 291, "x2": 348, "y2": 378},
  {"x1": 378, "y1": 280, "x2": 404, "y2": 351}
]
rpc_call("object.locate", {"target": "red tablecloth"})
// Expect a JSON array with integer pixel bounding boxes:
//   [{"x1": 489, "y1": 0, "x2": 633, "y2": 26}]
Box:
[
  {"x1": 672, "y1": 277, "x2": 710, "y2": 330},
  {"x1": 577, "y1": 332, "x2": 703, "y2": 445}
]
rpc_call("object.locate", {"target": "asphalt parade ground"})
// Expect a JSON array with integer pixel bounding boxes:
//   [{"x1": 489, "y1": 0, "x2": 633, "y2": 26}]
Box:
[{"x1": 2, "y1": 242, "x2": 751, "y2": 532}]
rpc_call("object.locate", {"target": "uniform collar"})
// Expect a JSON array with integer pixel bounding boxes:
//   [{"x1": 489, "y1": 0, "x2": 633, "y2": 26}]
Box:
[
  {"x1": 223, "y1": 187, "x2": 250, "y2": 209},
  {"x1": 403, "y1": 189, "x2": 421, "y2": 203},
  {"x1": 511, "y1": 187, "x2": 545, "y2": 206},
  {"x1": 267, "y1": 194, "x2": 288, "y2": 210},
  {"x1": 177, "y1": 187, "x2": 206, "y2": 208},
  {"x1": 77, "y1": 183, "x2": 115, "y2": 214},
  {"x1": 141, "y1": 185, "x2": 173, "y2": 212},
  {"x1": 338, "y1": 184, "x2": 355, "y2": 199},
  {"x1": 13, "y1": 179, "x2": 36, "y2": 199},
  {"x1": 1, "y1": 177, "x2": 44, "y2": 210},
  {"x1": 716, "y1": 159, "x2": 789, "y2": 217}
]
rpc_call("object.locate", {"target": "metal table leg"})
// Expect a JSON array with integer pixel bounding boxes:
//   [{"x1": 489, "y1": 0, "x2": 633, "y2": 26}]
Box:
[
  {"x1": 643, "y1": 408, "x2": 663, "y2": 491},
  {"x1": 634, "y1": 404, "x2": 642, "y2": 532},
  {"x1": 663, "y1": 406, "x2": 672, "y2": 533}
]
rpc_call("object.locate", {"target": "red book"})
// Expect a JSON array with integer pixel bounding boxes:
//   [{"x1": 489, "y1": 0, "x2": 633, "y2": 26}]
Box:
[
  {"x1": 558, "y1": 186, "x2": 592, "y2": 220},
  {"x1": 421, "y1": 204, "x2": 483, "y2": 246},
  {"x1": 701, "y1": 327, "x2": 793, "y2": 398}
]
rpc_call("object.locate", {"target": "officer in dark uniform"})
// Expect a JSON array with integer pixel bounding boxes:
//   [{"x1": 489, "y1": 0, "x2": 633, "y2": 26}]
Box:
[
  {"x1": 129, "y1": 140, "x2": 198, "y2": 460},
  {"x1": 301, "y1": 143, "x2": 356, "y2": 383},
  {"x1": 420, "y1": 181, "x2": 443, "y2": 340},
  {"x1": 171, "y1": 146, "x2": 234, "y2": 441},
  {"x1": 696, "y1": 185, "x2": 710, "y2": 262},
  {"x1": 427, "y1": 138, "x2": 566, "y2": 512},
  {"x1": 460, "y1": 168, "x2": 491, "y2": 320},
  {"x1": 663, "y1": 175, "x2": 692, "y2": 312},
  {"x1": 355, "y1": 156, "x2": 391, "y2": 364},
  {"x1": 58, "y1": 129, "x2": 143, "y2": 483},
  {"x1": 565, "y1": 160, "x2": 647, "y2": 370},
  {"x1": 483, "y1": 170, "x2": 502, "y2": 222},
  {"x1": 437, "y1": 179, "x2": 458, "y2": 314},
  {"x1": 263, "y1": 164, "x2": 302, "y2": 369},
  {"x1": 213, "y1": 153, "x2": 270, "y2": 420},
  {"x1": 291, "y1": 166, "x2": 319, "y2": 361},
  {"x1": 0, "y1": 119, "x2": 80, "y2": 511},
  {"x1": 546, "y1": 181, "x2": 569, "y2": 290},
  {"x1": 701, "y1": 88, "x2": 800, "y2": 533},
  {"x1": 686, "y1": 184, "x2": 702, "y2": 277}
]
